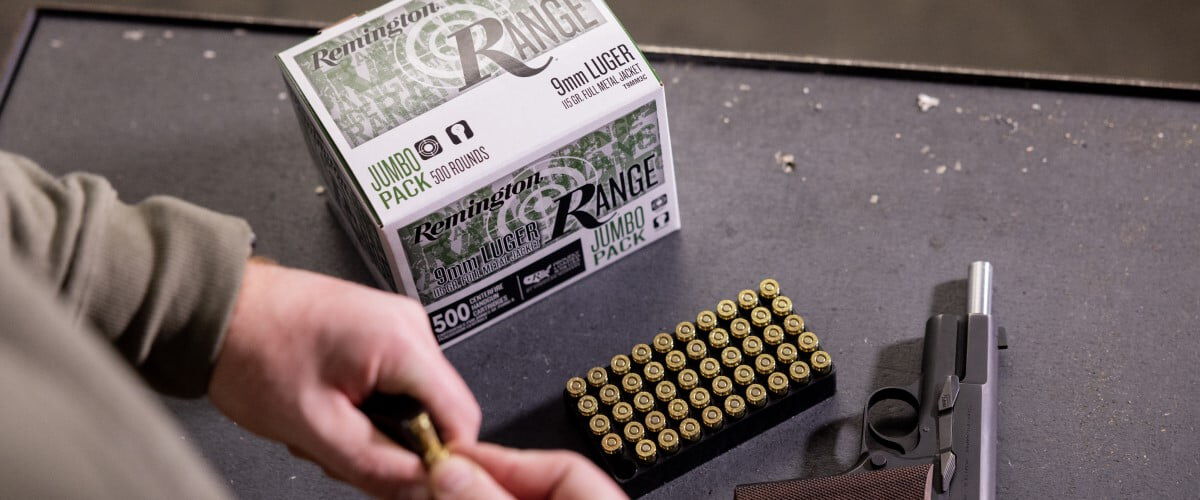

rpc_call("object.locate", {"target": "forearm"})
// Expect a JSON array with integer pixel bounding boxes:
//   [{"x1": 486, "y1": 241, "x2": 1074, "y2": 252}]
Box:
[{"x1": 0, "y1": 151, "x2": 253, "y2": 397}]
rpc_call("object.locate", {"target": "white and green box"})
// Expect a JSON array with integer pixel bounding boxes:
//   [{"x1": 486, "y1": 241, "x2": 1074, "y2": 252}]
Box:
[{"x1": 278, "y1": 0, "x2": 679, "y2": 345}]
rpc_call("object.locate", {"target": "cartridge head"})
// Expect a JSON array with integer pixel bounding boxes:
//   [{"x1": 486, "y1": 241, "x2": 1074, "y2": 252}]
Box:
[
  {"x1": 689, "y1": 387, "x2": 712, "y2": 409},
  {"x1": 677, "y1": 369, "x2": 699, "y2": 390},
  {"x1": 724, "y1": 394, "x2": 747, "y2": 418},
  {"x1": 750, "y1": 307, "x2": 773, "y2": 328},
  {"x1": 645, "y1": 410, "x2": 667, "y2": 433},
  {"x1": 621, "y1": 373, "x2": 643, "y2": 394},
  {"x1": 698, "y1": 358, "x2": 722, "y2": 378},
  {"x1": 610, "y1": 354, "x2": 632, "y2": 375},
  {"x1": 589, "y1": 414, "x2": 611, "y2": 435},
  {"x1": 742, "y1": 336, "x2": 763, "y2": 357},
  {"x1": 679, "y1": 418, "x2": 702, "y2": 442},
  {"x1": 586, "y1": 367, "x2": 608, "y2": 387},
  {"x1": 758, "y1": 278, "x2": 780, "y2": 300},
  {"x1": 783, "y1": 314, "x2": 805, "y2": 335},
  {"x1": 658, "y1": 428, "x2": 680, "y2": 453},
  {"x1": 708, "y1": 328, "x2": 730, "y2": 349},
  {"x1": 665, "y1": 350, "x2": 687, "y2": 371},
  {"x1": 633, "y1": 391, "x2": 656, "y2": 412},
  {"x1": 737, "y1": 289, "x2": 759, "y2": 310},
  {"x1": 746, "y1": 384, "x2": 768, "y2": 407},
  {"x1": 762, "y1": 325, "x2": 785, "y2": 346},
  {"x1": 711, "y1": 375, "x2": 734, "y2": 397},
  {"x1": 598, "y1": 384, "x2": 621, "y2": 405},
  {"x1": 797, "y1": 332, "x2": 820, "y2": 353},
  {"x1": 601, "y1": 433, "x2": 623, "y2": 455},
  {"x1": 721, "y1": 346, "x2": 743, "y2": 367},
  {"x1": 635, "y1": 439, "x2": 657, "y2": 463},
  {"x1": 643, "y1": 361, "x2": 665, "y2": 383},
  {"x1": 729, "y1": 318, "x2": 752, "y2": 339},
  {"x1": 611, "y1": 402, "x2": 634, "y2": 423},
  {"x1": 667, "y1": 398, "x2": 690, "y2": 420},
  {"x1": 767, "y1": 372, "x2": 789, "y2": 395},
  {"x1": 631, "y1": 343, "x2": 653, "y2": 364},
  {"x1": 701, "y1": 405, "x2": 724, "y2": 429},
  {"x1": 623, "y1": 421, "x2": 646, "y2": 442},
  {"x1": 733, "y1": 364, "x2": 756, "y2": 386},
  {"x1": 788, "y1": 361, "x2": 811, "y2": 384},
  {"x1": 755, "y1": 353, "x2": 777, "y2": 375},
  {"x1": 771, "y1": 296, "x2": 793, "y2": 317},
  {"x1": 696, "y1": 310, "x2": 718, "y2": 332},
  {"x1": 716, "y1": 300, "x2": 738, "y2": 321},
  {"x1": 810, "y1": 350, "x2": 832, "y2": 374},
  {"x1": 577, "y1": 396, "x2": 599, "y2": 416},
  {"x1": 653, "y1": 333, "x2": 674, "y2": 354},
  {"x1": 655, "y1": 380, "x2": 677, "y2": 402},
  {"x1": 565, "y1": 377, "x2": 588, "y2": 398},
  {"x1": 674, "y1": 322, "x2": 696, "y2": 342},
  {"x1": 686, "y1": 339, "x2": 707, "y2": 360},
  {"x1": 776, "y1": 343, "x2": 798, "y2": 364}
]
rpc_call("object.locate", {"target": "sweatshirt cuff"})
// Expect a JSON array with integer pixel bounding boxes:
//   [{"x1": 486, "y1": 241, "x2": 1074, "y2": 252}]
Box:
[{"x1": 87, "y1": 196, "x2": 253, "y2": 398}]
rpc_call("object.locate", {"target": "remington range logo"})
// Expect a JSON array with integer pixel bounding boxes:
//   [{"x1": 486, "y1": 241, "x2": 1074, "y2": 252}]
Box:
[
  {"x1": 310, "y1": 0, "x2": 602, "y2": 91},
  {"x1": 311, "y1": 3, "x2": 441, "y2": 69},
  {"x1": 413, "y1": 171, "x2": 546, "y2": 244}
]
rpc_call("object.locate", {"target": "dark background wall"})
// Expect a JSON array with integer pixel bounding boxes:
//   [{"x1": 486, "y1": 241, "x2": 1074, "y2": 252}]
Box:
[{"x1": 3, "y1": 0, "x2": 1200, "y2": 84}]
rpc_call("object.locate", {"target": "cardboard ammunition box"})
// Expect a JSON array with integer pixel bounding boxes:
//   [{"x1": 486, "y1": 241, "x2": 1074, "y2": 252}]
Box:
[{"x1": 278, "y1": 0, "x2": 679, "y2": 345}]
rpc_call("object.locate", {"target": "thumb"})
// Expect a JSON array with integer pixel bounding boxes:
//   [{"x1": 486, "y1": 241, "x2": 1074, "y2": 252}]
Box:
[{"x1": 430, "y1": 455, "x2": 515, "y2": 500}]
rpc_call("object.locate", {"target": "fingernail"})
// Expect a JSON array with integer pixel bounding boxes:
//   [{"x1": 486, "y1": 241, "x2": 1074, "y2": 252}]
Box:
[{"x1": 433, "y1": 456, "x2": 474, "y2": 495}]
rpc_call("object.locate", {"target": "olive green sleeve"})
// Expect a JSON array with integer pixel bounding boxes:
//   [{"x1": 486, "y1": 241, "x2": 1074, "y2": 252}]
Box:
[{"x1": 0, "y1": 151, "x2": 253, "y2": 397}]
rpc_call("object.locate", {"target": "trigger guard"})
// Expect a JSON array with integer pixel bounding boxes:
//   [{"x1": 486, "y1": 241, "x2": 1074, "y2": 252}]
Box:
[{"x1": 863, "y1": 386, "x2": 921, "y2": 454}]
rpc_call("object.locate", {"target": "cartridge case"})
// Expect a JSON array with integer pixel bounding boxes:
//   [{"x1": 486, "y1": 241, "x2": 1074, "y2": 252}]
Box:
[
  {"x1": 729, "y1": 318, "x2": 752, "y2": 339},
  {"x1": 797, "y1": 332, "x2": 820, "y2": 353},
  {"x1": 643, "y1": 361, "x2": 666, "y2": 383},
  {"x1": 599, "y1": 384, "x2": 622, "y2": 405},
  {"x1": 711, "y1": 375, "x2": 734, "y2": 397},
  {"x1": 696, "y1": 310, "x2": 718, "y2": 332},
  {"x1": 645, "y1": 410, "x2": 667, "y2": 433},
  {"x1": 675, "y1": 321, "x2": 696, "y2": 342},
  {"x1": 633, "y1": 391, "x2": 656, "y2": 412},
  {"x1": 742, "y1": 336, "x2": 763, "y2": 357},
  {"x1": 685, "y1": 339, "x2": 707, "y2": 361},
  {"x1": 810, "y1": 350, "x2": 832, "y2": 374},
  {"x1": 767, "y1": 372, "x2": 789, "y2": 395},
  {"x1": 698, "y1": 358, "x2": 722, "y2": 379},
  {"x1": 586, "y1": 367, "x2": 608, "y2": 387},
  {"x1": 783, "y1": 314, "x2": 805, "y2": 336},
  {"x1": 612, "y1": 402, "x2": 634, "y2": 423},
  {"x1": 623, "y1": 421, "x2": 646, "y2": 442},
  {"x1": 677, "y1": 369, "x2": 700, "y2": 390},
  {"x1": 566, "y1": 377, "x2": 588, "y2": 398},
  {"x1": 688, "y1": 387, "x2": 712, "y2": 409},
  {"x1": 610, "y1": 354, "x2": 632, "y2": 375},
  {"x1": 762, "y1": 325, "x2": 784, "y2": 346},
  {"x1": 787, "y1": 361, "x2": 811, "y2": 384},
  {"x1": 655, "y1": 380, "x2": 677, "y2": 402},
  {"x1": 653, "y1": 333, "x2": 674, "y2": 354},
  {"x1": 770, "y1": 295, "x2": 793, "y2": 317},
  {"x1": 754, "y1": 353, "x2": 777, "y2": 375},
  {"x1": 667, "y1": 398, "x2": 690, "y2": 420},
  {"x1": 701, "y1": 405, "x2": 724, "y2": 429},
  {"x1": 776, "y1": 343, "x2": 798, "y2": 364},
  {"x1": 733, "y1": 364, "x2": 756, "y2": 386},
  {"x1": 758, "y1": 278, "x2": 780, "y2": 300},
  {"x1": 621, "y1": 373, "x2": 643, "y2": 394},
  {"x1": 746, "y1": 384, "x2": 767, "y2": 407},
  {"x1": 601, "y1": 433, "x2": 624, "y2": 455},
  {"x1": 658, "y1": 429, "x2": 680, "y2": 453},
  {"x1": 707, "y1": 328, "x2": 730, "y2": 349},
  {"x1": 679, "y1": 418, "x2": 702, "y2": 442},
  {"x1": 589, "y1": 414, "x2": 611, "y2": 435},
  {"x1": 750, "y1": 307, "x2": 772, "y2": 328},
  {"x1": 635, "y1": 439, "x2": 658, "y2": 463},
  {"x1": 737, "y1": 289, "x2": 759, "y2": 311},
  {"x1": 716, "y1": 300, "x2": 738, "y2": 321},
  {"x1": 665, "y1": 350, "x2": 687, "y2": 371},
  {"x1": 720, "y1": 346, "x2": 743, "y2": 368},
  {"x1": 578, "y1": 395, "x2": 600, "y2": 416},
  {"x1": 631, "y1": 343, "x2": 653, "y2": 364},
  {"x1": 724, "y1": 394, "x2": 747, "y2": 418}
]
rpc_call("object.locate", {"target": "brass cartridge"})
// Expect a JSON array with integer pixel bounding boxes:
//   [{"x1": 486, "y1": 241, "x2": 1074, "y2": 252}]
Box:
[
  {"x1": 635, "y1": 439, "x2": 657, "y2": 463},
  {"x1": 724, "y1": 394, "x2": 747, "y2": 418},
  {"x1": 797, "y1": 332, "x2": 820, "y2": 353},
  {"x1": 721, "y1": 346, "x2": 743, "y2": 368},
  {"x1": 701, "y1": 405, "x2": 724, "y2": 430},
  {"x1": 729, "y1": 318, "x2": 752, "y2": 339},
  {"x1": 758, "y1": 278, "x2": 780, "y2": 301},
  {"x1": 776, "y1": 343, "x2": 798, "y2": 364},
  {"x1": 655, "y1": 380, "x2": 677, "y2": 402},
  {"x1": 643, "y1": 361, "x2": 666, "y2": 383},
  {"x1": 711, "y1": 375, "x2": 734, "y2": 397},
  {"x1": 783, "y1": 314, "x2": 805, "y2": 336},
  {"x1": 755, "y1": 353, "x2": 777, "y2": 375},
  {"x1": 624, "y1": 421, "x2": 646, "y2": 443},
  {"x1": 698, "y1": 358, "x2": 722, "y2": 379},
  {"x1": 601, "y1": 433, "x2": 623, "y2": 455},
  {"x1": 737, "y1": 289, "x2": 759, "y2": 310},
  {"x1": 767, "y1": 372, "x2": 789, "y2": 395},
  {"x1": 686, "y1": 339, "x2": 707, "y2": 361},
  {"x1": 566, "y1": 377, "x2": 588, "y2": 398},
  {"x1": 665, "y1": 350, "x2": 687, "y2": 372},
  {"x1": 631, "y1": 343, "x2": 653, "y2": 364},
  {"x1": 716, "y1": 299, "x2": 738, "y2": 321},
  {"x1": 653, "y1": 333, "x2": 674, "y2": 354},
  {"x1": 762, "y1": 325, "x2": 785, "y2": 346},
  {"x1": 680, "y1": 418, "x2": 702, "y2": 442},
  {"x1": 621, "y1": 373, "x2": 643, "y2": 394},
  {"x1": 633, "y1": 391, "x2": 656, "y2": 412},
  {"x1": 771, "y1": 295, "x2": 793, "y2": 317},
  {"x1": 667, "y1": 398, "x2": 690, "y2": 420},
  {"x1": 610, "y1": 354, "x2": 632, "y2": 376},
  {"x1": 612, "y1": 402, "x2": 634, "y2": 423},
  {"x1": 674, "y1": 322, "x2": 696, "y2": 342},
  {"x1": 658, "y1": 428, "x2": 680, "y2": 453},
  {"x1": 788, "y1": 361, "x2": 811, "y2": 384},
  {"x1": 689, "y1": 387, "x2": 712, "y2": 409},
  {"x1": 750, "y1": 307, "x2": 773, "y2": 328},
  {"x1": 589, "y1": 414, "x2": 611, "y2": 435},
  {"x1": 810, "y1": 350, "x2": 832, "y2": 374},
  {"x1": 677, "y1": 369, "x2": 700, "y2": 390},
  {"x1": 733, "y1": 364, "x2": 756, "y2": 386},
  {"x1": 708, "y1": 328, "x2": 730, "y2": 349},
  {"x1": 578, "y1": 396, "x2": 599, "y2": 416},
  {"x1": 746, "y1": 384, "x2": 768, "y2": 407},
  {"x1": 598, "y1": 384, "x2": 621, "y2": 405},
  {"x1": 645, "y1": 410, "x2": 667, "y2": 433},
  {"x1": 586, "y1": 367, "x2": 607, "y2": 387},
  {"x1": 696, "y1": 310, "x2": 718, "y2": 332},
  {"x1": 742, "y1": 336, "x2": 763, "y2": 357}
]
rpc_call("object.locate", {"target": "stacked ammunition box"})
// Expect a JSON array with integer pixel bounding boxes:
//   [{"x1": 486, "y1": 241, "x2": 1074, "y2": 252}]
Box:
[{"x1": 563, "y1": 279, "x2": 837, "y2": 495}]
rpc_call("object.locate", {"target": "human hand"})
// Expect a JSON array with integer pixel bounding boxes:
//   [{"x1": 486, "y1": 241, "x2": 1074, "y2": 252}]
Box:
[
  {"x1": 429, "y1": 443, "x2": 626, "y2": 500},
  {"x1": 209, "y1": 260, "x2": 481, "y2": 498}
]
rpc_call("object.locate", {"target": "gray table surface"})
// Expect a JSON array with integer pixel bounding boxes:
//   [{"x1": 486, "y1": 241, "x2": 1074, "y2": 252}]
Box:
[{"x1": 2, "y1": 12, "x2": 1198, "y2": 499}]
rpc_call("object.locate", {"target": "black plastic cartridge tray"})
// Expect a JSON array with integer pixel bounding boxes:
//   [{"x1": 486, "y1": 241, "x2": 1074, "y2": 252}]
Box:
[{"x1": 565, "y1": 350, "x2": 835, "y2": 497}]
